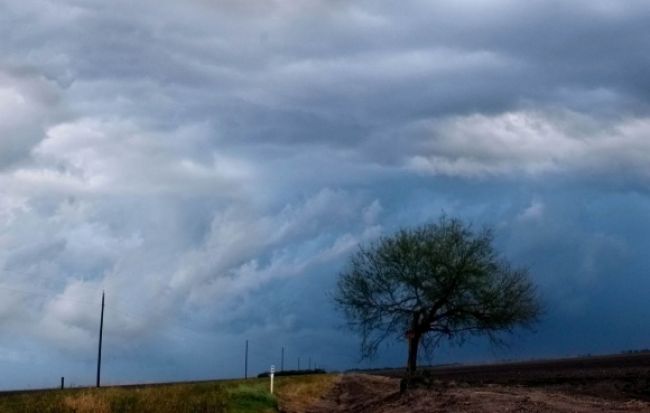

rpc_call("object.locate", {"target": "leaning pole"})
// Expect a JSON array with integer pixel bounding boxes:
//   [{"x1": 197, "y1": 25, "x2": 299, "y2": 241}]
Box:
[{"x1": 96, "y1": 291, "x2": 105, "y2": 388}]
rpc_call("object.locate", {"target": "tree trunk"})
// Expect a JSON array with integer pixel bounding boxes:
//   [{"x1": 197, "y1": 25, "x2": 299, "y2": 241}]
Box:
[
  {"x1": 406, "y1": 332, "x2": 421, "y2": 376},
  {"x1": 406, "y1": 311, "x2": 423, "y2": 377},
  {"x1": 401, "y1": 331, "x2": 422, "y2": 393}
]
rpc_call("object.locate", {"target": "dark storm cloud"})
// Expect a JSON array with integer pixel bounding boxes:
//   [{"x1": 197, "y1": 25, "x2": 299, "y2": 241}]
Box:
[{"x1": 1, "y1": 0, "x2": 650, "y2": 389}]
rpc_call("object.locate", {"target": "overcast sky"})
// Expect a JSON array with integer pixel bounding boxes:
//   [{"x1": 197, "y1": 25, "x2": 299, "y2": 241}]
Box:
[{"x1": 1, "y1": 0, "x2": 650, "y2": 390}]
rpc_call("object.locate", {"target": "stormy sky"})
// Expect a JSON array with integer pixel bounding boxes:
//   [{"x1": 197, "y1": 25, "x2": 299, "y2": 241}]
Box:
[{"x1": 1, "y1": 0, "x2": 650, "y2": 390}]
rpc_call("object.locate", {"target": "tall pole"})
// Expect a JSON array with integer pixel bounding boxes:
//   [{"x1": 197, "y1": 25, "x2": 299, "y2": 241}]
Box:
[
  {"x1": 308, "y1": 357, "x2": 311, "y2": 370},
  {"x1": 244, "y1": 340, "x2": 249, "y2": 379},
  {"x1": 96, "y1": 291, "x2": 105, "y2": 388},
  {"x1": 281, "y1": 347, "x2": 285, "y2": 372},
  {"x1": 297, "y1": 357, "x2": 300, "y2": 370}
]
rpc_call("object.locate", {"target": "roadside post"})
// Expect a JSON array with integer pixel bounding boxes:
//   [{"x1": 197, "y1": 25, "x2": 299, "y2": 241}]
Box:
[{"x1": 270, "y1": 365, "x2": 275, "y2": 394}]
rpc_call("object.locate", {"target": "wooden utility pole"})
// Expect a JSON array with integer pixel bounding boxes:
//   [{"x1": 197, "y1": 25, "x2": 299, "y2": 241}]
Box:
[
  {"x1": 244, "y1": 340, "x2": 249, "y2": 379},
  {"x1": 96, "y1": 291, "x2": 105, "y2": 388},
  {"x1": 281, "y1": 347, "x2": 285, "y2": 372}
]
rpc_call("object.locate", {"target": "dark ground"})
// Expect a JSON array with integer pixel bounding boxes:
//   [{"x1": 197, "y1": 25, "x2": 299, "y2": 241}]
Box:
[
  {"x1": 286, "y1": 353, "x2": 650, "y2": 412},
  {"x1": 371, "y1": 352, "x2": 650, "y2": 401}
]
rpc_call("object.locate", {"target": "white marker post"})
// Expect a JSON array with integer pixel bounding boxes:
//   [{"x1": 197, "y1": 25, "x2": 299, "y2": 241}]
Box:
[{"x1": 270, "y1": 365, "x2": 275, "y2": 394}]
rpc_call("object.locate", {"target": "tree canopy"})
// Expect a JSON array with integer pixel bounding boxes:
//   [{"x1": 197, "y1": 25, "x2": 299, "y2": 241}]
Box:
[{"x1": 335, "y1": 216, "x2": 541, "y2": 374}]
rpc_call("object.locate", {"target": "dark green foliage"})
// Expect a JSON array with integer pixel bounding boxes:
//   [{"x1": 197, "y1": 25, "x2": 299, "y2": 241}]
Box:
[{"x1": 335, "y1": 216, "x2": 542, "y2": 373}]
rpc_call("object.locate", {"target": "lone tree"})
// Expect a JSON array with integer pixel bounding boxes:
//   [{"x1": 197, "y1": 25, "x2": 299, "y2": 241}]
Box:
[{"x1": 335, "y1": 216, "x2": 541, "y2": 375}]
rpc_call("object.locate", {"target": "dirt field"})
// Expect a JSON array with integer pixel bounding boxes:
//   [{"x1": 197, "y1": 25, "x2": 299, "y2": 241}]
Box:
[
  {"x1": 283, "y1": 354, "x2": 650, "y2": 412},
  {"x1": 285, "y1": 374, "x2": 650, "y2": 413},
  {"x1": 375, "y1": 352, "x2": 650, "y2": 402}
]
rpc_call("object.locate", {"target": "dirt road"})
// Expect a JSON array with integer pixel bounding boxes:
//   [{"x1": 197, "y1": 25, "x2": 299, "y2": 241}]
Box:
[
  {"x1": 292, "y1": 374, "x2": 400, "y2": 413},
  {"x1": 286, "y1": 374, "x2": 650, "y2": 413}
]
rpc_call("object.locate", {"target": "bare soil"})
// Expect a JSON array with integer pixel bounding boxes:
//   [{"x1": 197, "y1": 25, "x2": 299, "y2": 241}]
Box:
[
  {"x1": 283, "y1": 354, "x2": 650, "y2": 412},
  {"x1": 287, "y1": 374, "x2": 650, "y2": 412},
  {"x1": 375, "y1": 352, "x2": 650, "y2": 402}
]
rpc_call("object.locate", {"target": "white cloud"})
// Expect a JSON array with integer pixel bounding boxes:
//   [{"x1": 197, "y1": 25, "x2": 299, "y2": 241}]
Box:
[
  {"x1": 0, "y1": 176, "x2": 381, "y2": 360},
  {"x1": 172, "y1": 188, "x2": 379, "y2": 302},
  {"x1": 406, "y1": 111, "x2": 650, "y2": 182},
  {"x1": 0, "y1": 70, "x2": 63, "y2": 168},
  {"x1": 1, "y1": 0, "x2": 650, "y2": 387},
  {"x1": 27, "y1": 118, "x2": 253, "y2": 196},
  {"x1": 517, "y1": 199, "x2": 545, "y2": 222},
  {"x1": 362, "y1": 199, "x2": 382, "y2": 225}
]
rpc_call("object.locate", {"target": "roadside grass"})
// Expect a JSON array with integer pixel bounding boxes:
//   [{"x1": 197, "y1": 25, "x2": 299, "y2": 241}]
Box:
[
  {"x1": 0, "y1": 374, "x2": 336, "y2": 413},
  {"x1": 275, "y1": 374, "x2": 339, "y2": 412},
  {"x1": 226, "y1": 381, "x2": 278, "y2": 413}
]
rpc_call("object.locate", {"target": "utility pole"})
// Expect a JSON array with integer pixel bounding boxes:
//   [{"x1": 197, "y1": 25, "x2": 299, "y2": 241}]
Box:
[
  {"x1": 244, "y1": 340, "x2": 249, "y2": 379},
  {"x1": 297, "y1": 357, "x2": 300, "y2": 370},
  {"x1": 281, "y1": 347, "x2": 285, "y2": 372},
  {"x1": 270, "y1": 365, "x2": 275, "y2": 394},
  {"x1": 96, "y1": 291, "x2": 105, "y2": 388},
  {"x1": 308, "y1": 357, "x2": 311, "y2": 370}
]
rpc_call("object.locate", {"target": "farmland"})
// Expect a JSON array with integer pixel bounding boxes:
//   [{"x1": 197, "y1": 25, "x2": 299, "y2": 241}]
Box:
[
  {"x1": 293, "y1": 373, "x2": 650, "y2": 413},
  {"x1": 325, "y1": 352, "x2": 650, "y2": 412},
  {"x1": 3, "y1": 353, "x2": 650, "y2": 412},
  {"x1": 374, "y1": 352, "x2": 650, "y2": 402},
  {"x1": 0, "y1": 374, "x2": 337, "y2": 413}
]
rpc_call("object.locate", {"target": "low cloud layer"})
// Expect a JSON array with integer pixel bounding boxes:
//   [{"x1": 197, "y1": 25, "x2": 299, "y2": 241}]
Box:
[
  {"x1": 408, "y1": 111, "x2": 650, "y2": 181},
  {"x1": 1, "y1": 0, "x2": 650, "y2": 389}
]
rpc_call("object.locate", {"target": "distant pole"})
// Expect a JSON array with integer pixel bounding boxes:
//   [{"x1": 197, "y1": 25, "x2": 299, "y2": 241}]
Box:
[
  {"x1": 308, "y1": 357, "x2": 311, "y2": 370},
  {"x1": 244, "y1": 340, "x2": 249, "y2": 379},
  {"x1": 281, "y1": 347, "x2": 285, "y2": 372},
  {"x1": 270, "y1": 365, "x2": 275, "y2": 394},
  {"x1": 96, "y1": 291, "x2": 105, "y2": 388},
  {"x1": 60, "y1": 377, "x2": 64, "y2": 389},
  {"x1": 298, "y1": 357, "x2": 300, "y2": 370}
]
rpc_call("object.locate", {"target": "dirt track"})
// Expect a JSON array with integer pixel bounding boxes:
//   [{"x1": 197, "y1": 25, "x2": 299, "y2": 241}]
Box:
[
  {"x1": 289, "y1": 374, "x2": 650, "y2": 413},
  {"x1": 295, "y1": 374, "x2": 399, "y2": 413}
]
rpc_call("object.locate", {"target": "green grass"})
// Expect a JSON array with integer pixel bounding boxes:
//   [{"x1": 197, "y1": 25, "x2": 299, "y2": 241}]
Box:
[
  {"x1": 0, "y1": 374, "x2": 336, "y2": 413},
  {"x1": 226, "y1": 381, "x2": 278, "y2": 413},
  {"x1": 0, "y1": 379, "x2": 275, "y2": 413}
]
